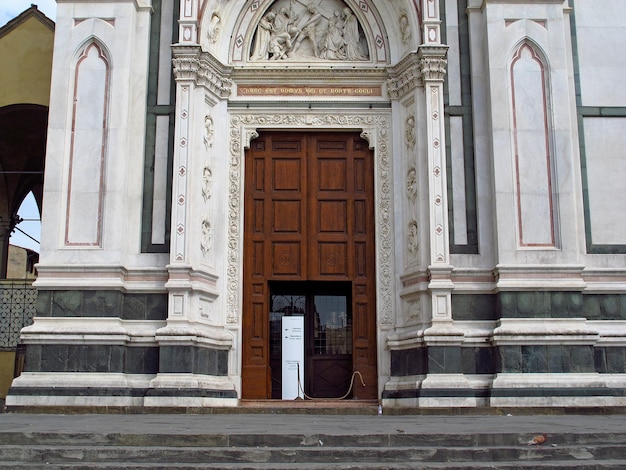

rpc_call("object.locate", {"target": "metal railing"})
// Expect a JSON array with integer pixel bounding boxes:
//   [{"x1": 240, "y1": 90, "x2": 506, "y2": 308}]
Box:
[{"x1": 0, "y1": 279, "x2": 36, "y2": 349}]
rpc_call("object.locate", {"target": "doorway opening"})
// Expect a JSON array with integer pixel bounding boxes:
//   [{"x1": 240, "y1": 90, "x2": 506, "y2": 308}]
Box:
[
  {"x1": 269, "y1": 281, "x2": 352, "y2": 399},
  {"x1": 241, "y1": 131, "x2": 377, "y2": 400}
]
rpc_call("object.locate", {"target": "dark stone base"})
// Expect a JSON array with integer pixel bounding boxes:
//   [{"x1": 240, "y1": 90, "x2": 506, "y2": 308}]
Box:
[
  {"x1": 383, "y1": 386, "x2": 626, "y2": 400},
  {"x1": 391, "y1": 345, "x2": 626, "y2": 376}
]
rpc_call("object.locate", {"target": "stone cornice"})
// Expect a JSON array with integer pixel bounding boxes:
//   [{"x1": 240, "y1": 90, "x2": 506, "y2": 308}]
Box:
[
  {"x1": 386, "y1": 47, "x2": 448, "y2": 98},
  {"x1": 231, "y1": 66, "x2": 389, "y2": 83},
  {"x1": 386, "y1": 52, "x2": 422, "y2": 100},
  {"x1": 172, "y1": 46, "x2": 233, "y2": 98},
  {"x1": 466, "y1": 0, "x2": 566, "y2": 9}
]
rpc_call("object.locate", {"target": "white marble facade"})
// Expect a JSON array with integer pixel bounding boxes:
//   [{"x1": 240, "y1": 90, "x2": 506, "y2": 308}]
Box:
[{"x1": 7, "y1": 0, "x2": 626, "y2": 409}]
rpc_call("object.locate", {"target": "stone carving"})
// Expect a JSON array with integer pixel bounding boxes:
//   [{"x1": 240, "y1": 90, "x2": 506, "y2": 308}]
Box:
[
  {"x1": 207, "y1": 11, "x2": 221, "y2": 43},
  {"x1": 387, "y1": 54, "x2": 421, "y2": 99},
  {"x1": 320, "y1": 9, "x2": 345, "y2": 59},
  {"x1": 407, "y1": 167, "x2": 417, "y2": 203},
  {"x1": 419, "y1": 55, "x2": 448, "y2": 81},
  {"x1": 408, "y1": 220, "x2": 419, "y2": 255},
  {"x1": 292, "y1": 4, "x2": 322, "y2": 57},
  {"x1": 342, "y1": 8, "x2": 367, "y2": 60},
  {"x1": 250, "y1": 11, "x2": 277, "y2": 60},
  {"x1": 202, "y1": 165, "x2": 213, "y2": 202},
  {"x1": 229, "y1": 112, "x2": 393, "y2": 325},
  {"x1": 172, "y1": 53, "x2": 233, "y2": 98},
  {"x1": 203, "y1": 115, "x2": 214, "y2": 150},
  {"x1": 405, "y1": 114, "x2": 416, "y2": 150},
  {"x1": 201, "y1": 217, "x2": 212, "y2": 257},
  {"x1": 249, "y1": 0, "x2": 369, "y2": 61},
  {"x1": 399, "y1": 9, "x2": 412, "y2": 46}
]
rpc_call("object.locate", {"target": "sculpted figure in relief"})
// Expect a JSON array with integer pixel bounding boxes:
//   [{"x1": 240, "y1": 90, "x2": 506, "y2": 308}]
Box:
[
  {"x1": 408, "y1": 220, "x2": 419, "y2": 255},
  {"x1": 201, "y1": 218, "x2": 213, "y2": 258},
  {"x1": 320, "y1": 9, "x2": 345, "y2": 60},
  {"x1": 406, "y1": 167, "x2": 417, "y2": 203},
  {"x1": 249, "y1": 1, "x2": 369, "y2": 62},
  {"x1": 250, "y1": 11, "x2": 277, "y2": 60},
  {"x1": 405, "y1": 114, "x2": 416, "y2": 150},
  {"x1": 202, "y1": 165, "x2": 213, "y2": 202},
  {"x1": 399, "y1": 10, "x2": 412, "y2": 45},
  {"x1": 269, "y1": 6, "x2": 299, "y2": 59},
  {"x1": 207, "y1": 11, "x2": 221, "y2": 43},
  {"x1": 292, "y1": 4, "x2": 322, "y2": 57},
  {"x1": 203, "y1": 115, "x2": 214, "y2": 150},
  {"x1": 342, "y1": 7, "x2": 367, "y2": 60}
]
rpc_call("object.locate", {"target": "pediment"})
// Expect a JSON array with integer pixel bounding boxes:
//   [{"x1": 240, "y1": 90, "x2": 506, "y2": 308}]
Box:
[{"x1": 231, "y1": 0, "x2": 389, "y2": 65}]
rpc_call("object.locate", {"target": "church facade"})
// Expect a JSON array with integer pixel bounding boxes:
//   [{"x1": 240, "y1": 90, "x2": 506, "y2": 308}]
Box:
[{"x1": 7, "y1": 0, "x2": 626, "y2": 409}]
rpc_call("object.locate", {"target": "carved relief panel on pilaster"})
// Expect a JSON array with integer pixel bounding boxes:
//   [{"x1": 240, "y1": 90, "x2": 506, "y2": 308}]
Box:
[
  {"x1": 408, "y1": 219, "x2": 419, "y2": 258},
  {"x1": 405, "y1": 114, "x2": 416, "y2": 151},
  {"x1": 199, "y1": 109, "x2": 215, "y2": 266},
  {"x1": 403, "y1": 99, "x2": 421, "y2": 269},
  {"x1": 407, "y1": 167, "x2": 417, "y2": 205}
]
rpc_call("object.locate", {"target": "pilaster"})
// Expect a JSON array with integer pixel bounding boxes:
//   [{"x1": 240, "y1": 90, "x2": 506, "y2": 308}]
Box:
[
  {"x1": 150, "y1": 44, "x2": 236, "y2": 404},
  {"x1": 418, "y1": 46, "x2": 455, "y2": 326}
]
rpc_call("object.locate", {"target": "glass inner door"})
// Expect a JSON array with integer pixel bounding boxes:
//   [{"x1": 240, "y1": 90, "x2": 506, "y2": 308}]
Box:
[{"x1": 269, "y1": 282, "x2": 352, "y2": 399}]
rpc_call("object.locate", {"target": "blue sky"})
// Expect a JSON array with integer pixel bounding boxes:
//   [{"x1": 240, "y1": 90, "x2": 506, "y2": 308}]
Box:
[
  {"x1": 2, "y1": 2, "x2": 57, "y2": 252},
  {"x1": 0, "y1": 1, "x2": 56, "y2": 27}
]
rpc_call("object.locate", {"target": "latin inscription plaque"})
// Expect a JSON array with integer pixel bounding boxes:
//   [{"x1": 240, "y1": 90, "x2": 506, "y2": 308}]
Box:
[{"x1": 237, "y1": 84, "x2": 382, "y2": 97}]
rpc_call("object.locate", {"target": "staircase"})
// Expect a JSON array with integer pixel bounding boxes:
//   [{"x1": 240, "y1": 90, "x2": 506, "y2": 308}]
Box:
[{"x1": 0, "y1": 418, "x2": 624, "y2": 469}]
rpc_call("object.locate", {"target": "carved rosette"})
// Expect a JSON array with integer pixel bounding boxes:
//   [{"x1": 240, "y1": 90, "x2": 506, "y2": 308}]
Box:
[{"x1": 228, "y1": 112, "x2": 394, "y2": 326}]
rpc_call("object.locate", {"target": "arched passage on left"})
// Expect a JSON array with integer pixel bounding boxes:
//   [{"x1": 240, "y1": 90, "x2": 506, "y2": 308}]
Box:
[{"x1": 0, "y1": 103, "x2": 46, "y2": 278}]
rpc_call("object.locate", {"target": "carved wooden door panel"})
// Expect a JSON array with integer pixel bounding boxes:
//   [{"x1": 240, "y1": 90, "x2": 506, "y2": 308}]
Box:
[{"x1": 242, "y1": 132, "x2": 377, "y2": 399}]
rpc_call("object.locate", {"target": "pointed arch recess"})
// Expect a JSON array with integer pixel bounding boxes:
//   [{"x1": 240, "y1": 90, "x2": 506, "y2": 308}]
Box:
[
  {"x1": 65, "y1": 41, "x2": 110, "y2": 246},
  {"x1": 510, "y1": 41, "x2": 556, "y2": 248}
]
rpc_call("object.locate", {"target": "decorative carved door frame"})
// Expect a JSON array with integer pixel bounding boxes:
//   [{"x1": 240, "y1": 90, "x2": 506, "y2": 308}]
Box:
[{"x1": 226, "y1": 110, "x2": 395, "y2": 398}]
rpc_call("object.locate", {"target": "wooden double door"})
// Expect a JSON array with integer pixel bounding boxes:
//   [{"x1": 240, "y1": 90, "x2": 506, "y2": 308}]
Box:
[{"x1": 242, "y1": 131, "x2": 377, "y2": 400}]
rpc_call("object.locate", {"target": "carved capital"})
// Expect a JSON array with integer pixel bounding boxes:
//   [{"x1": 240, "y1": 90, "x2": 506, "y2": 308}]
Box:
[
  {"x1": 387, "y1": 52, "x2": 422, "y2": 99},
  {"x1": 172, "y1": 56, "x2": 200, "y2": 82},
  {"x1": 172, "y1": 46, "x2": 233, "y2": 98},
  {"x1": 417, "y1": 46, "x2": 448, "y2": 82}
]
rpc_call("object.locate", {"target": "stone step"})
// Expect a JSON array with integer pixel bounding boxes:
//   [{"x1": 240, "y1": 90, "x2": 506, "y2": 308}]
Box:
[
  {"x1": 1, "y1": 461, "x2": 626, "y2": 470},
  {"x1": 0, "y1": 443, "x2": 624, "y2": 465},
  {"x1": 0, "y1": 431, "x2": 624, "y2": 448}
]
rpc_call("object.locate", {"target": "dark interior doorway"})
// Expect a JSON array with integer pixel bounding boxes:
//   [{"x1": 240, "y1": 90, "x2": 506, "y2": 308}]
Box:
[{"x1": 269, "y1": 281, "x2": 352, "y2": 399}]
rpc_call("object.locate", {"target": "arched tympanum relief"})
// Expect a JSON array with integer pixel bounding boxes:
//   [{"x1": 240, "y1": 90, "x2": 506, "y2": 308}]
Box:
[
  {"x1": 231, "y1": 0, "x2": 389, "y2": 64},
  {"x1": 249, "y1": 0, "x2": 369, "y2": 61}
]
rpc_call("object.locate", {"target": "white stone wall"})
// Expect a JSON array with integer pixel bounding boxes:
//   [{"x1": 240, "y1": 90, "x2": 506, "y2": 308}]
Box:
[
  {"x1": 38, "y1": 0, "x2": 165, "y2": 282},
  {"x1": 575, "y1": 0, "x2": 626, "y2": 266},
  {"x1": 10, "y1": 0, "x2": 626, "y2": 409}
]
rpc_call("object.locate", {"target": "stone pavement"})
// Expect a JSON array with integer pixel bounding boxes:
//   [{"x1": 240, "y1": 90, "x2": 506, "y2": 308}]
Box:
[{"x1": 1, "y1": 410, "x2": 625, "y2": 437}]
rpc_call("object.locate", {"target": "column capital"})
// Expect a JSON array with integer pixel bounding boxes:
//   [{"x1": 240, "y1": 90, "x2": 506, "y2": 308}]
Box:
[
  {"x1": 417, "y1": 46, "x2": 448, "y2": 82},
  {"x1": 172, "y1": 46, "x2": 233, "y2": 98},
  {"x1": 387, "y1": 52, "x2": 421, "y2": 100}
]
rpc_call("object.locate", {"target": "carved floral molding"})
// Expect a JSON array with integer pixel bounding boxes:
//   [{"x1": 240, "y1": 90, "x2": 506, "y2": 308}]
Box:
[{"x1": 227, "y1": 111, "x2": 394, "y2": 326}]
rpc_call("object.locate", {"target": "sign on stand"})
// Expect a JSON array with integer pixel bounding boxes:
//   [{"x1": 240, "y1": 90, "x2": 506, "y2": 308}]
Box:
[{"x1": 282, "y1": 316, "x2": 304, "y2": 400}]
